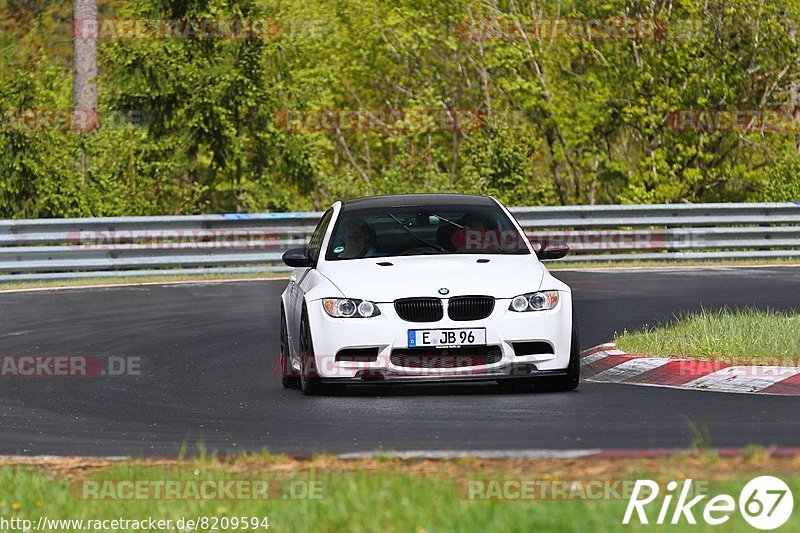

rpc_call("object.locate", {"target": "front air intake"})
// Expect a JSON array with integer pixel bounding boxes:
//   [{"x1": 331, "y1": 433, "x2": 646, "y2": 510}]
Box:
[
  {"x1": 390, "y1": 345, "x2": 502, "y2": 368},
  {"x1": 512, "y1": 341, "x2": 554, "y2": 356},
  {"x1": 335, "y1": 348, "x2": 380, "y2": 363}
]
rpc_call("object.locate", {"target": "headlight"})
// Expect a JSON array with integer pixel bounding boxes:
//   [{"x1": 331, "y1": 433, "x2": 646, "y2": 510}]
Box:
[
  {"x1": 508, "y1": 291, "x2": 559, "y2": 312},
  {"x1": 322, "y1": 298, "x2": 381, "y2": 318}
]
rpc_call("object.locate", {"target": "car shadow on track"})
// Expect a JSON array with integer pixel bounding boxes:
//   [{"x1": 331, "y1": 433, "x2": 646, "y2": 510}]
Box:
[{"x1": 289, "y1": 382, "x2": 580, "y2": 397}]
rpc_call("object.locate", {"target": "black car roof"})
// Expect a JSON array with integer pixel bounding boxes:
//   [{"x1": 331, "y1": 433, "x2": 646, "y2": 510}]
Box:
[{"x1": 340, "y1": 194, "x2": 496, "y2": 211}]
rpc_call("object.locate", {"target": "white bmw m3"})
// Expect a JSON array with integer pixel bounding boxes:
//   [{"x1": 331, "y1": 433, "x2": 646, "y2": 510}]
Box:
[{"x1": 279, "y1": 194, "x2": 579, "y2": 395}]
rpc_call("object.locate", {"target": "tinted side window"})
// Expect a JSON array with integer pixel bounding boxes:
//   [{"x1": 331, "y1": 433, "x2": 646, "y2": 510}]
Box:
[{"x1": 307, "y1": 209, "x2": 333, "y2": 264}]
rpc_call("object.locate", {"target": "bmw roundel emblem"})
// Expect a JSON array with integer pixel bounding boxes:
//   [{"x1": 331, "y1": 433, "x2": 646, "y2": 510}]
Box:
[{"x1": 438, "y1": 288, "x2": 449, "y2": 295}]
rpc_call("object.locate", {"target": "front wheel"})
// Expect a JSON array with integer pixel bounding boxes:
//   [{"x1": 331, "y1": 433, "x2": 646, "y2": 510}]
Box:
[
  {"x1": 498, "y1": 317, "x2": 580, "y2": 393},
  {"x1": 298, "y1": 309, "x2": 326, "y2": 395},
  {"x1": 539, "y1": 318, "x2": 580, "y2": 392},
  {"x1": 280, "y1": 306, "x2": 300, "y2": 390}
]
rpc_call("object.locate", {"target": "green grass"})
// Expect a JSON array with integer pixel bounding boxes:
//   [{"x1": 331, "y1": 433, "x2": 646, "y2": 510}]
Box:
[
  {"x1": 2, "y1": 459, "x2": 799, "y2": 532},
  {"x1": 615, "y1": 308, "x2": 800, "y2": 364}
]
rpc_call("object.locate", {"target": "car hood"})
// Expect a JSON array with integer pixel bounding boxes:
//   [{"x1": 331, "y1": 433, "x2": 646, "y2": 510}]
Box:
[{"x1": 317, "y1": 254, "x2": 545, "y2": 302}]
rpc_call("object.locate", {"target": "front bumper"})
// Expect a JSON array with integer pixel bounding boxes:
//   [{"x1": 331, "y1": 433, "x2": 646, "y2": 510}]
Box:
[{"x1": 300, "y1": 293, "x2": 573, "y2": 381}]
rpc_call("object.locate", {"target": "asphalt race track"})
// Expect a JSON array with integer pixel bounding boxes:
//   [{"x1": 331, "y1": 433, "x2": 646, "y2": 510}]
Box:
[{"x1": 1, "y1": 267, "x2": 799, "y2": 457}]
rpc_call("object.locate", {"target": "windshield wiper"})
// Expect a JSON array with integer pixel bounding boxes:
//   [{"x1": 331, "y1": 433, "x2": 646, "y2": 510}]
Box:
[
  {"x1": 387, "y1": 213, "x2": 447, "y2": 253},
  {"x1": 431, "y1": 213, "x2": 464, "y2": 229}
]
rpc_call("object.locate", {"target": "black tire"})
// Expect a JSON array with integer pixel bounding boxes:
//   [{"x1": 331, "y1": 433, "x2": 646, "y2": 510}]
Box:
[
  {"x1": 298, "y1": 308, "x2": 326, "y2": 395},
  {"x1": 539, "y1": 316, "x2": 580, "y2": 392},
  {"x1": 498, "y1": 314, "x2": 580, "y2": 393},
  {"x1": 280, "y1": 306, "x2": 300, "y2": 390}
]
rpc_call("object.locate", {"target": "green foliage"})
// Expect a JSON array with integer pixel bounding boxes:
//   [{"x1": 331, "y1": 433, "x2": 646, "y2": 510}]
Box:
[
  {"x1": 758, "y1": 156, "x2": 800, "y2": 202},
  {"x1": 1, "y1": 0, "x2": 799, "y2": 217}
]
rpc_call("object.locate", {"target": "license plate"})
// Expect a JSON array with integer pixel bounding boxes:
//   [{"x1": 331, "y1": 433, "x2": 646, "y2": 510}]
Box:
[{"x1": 408, "y1": 328, "x2": 486, "y2": 348}]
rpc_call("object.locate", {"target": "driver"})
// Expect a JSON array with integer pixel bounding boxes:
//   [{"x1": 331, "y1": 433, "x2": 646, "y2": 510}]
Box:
[{"x1": 339, "y1": 221, "x2": 377, "y2": 258}]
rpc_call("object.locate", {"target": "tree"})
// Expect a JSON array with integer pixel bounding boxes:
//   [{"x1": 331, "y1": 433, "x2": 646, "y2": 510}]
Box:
[{"x1": 72, "y1": 0, "x2": 97, "y2": 131}]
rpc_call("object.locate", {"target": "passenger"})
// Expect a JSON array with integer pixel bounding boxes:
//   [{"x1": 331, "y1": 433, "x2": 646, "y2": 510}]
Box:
[
  {"x1": 459, "y1": 212, "x2": 491, "y2": 231},
  {"x1": 450, "y1": 212, "x2": 501, "y2": 252}
]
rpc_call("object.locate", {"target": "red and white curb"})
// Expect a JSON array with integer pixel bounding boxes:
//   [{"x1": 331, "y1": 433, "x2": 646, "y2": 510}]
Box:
[{"x1": 581, "y1": 343, "x2": 800, "y2": 396}]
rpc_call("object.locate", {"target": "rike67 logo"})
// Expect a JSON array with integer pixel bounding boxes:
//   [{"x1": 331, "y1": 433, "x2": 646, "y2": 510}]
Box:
[{"x1": 624, "y1": 476, "x2": 794, "y2": 530}]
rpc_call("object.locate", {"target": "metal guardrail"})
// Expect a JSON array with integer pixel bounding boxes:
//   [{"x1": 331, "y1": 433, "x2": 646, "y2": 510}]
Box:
[{"x1": 1, "y1": 202, "x2": 799, "y2": 281}]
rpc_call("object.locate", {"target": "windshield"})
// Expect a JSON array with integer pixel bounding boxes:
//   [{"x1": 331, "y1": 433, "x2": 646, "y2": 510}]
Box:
[{"x1": 325, "y1": 204, "x2": 530, "y2": 260}]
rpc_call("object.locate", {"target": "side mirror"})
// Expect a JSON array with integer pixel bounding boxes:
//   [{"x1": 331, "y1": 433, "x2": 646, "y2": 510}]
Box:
[
  {"x1": 535, "y1": 240, "x2": 569, "y2": 260},
  {"x1": 282, "y1": 247, "x2": 314, "y2": 268}
]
